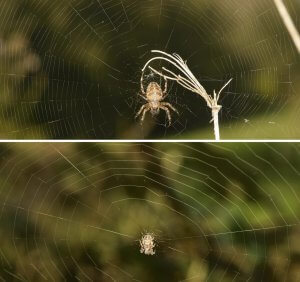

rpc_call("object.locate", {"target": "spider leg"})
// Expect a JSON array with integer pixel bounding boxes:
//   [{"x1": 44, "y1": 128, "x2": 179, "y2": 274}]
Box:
[
  {"x1": 159, "y1": 105, "x2": 172, "y2": 126},
  {"x1": 138, "y1": 94, "x2": 147, "y2": 101},
  {"x1": 161, "y1": 92, "x2": 169, "y2": 100},
  {"x1": 135, "y1": 104, "x2": 147, "y2": 118},
  {"x1": 161, "y1": 102, "x2": 179, "y2": 114},
  {"x1": 161, "y1": 77, "x2": 168, "y2": 99},
  {"x1": 140, "y1": 107, "x2": 150, "y2": 124},
  {"x1": 163, "y1": 76, "x2": 168, "y2": 93},
  {"x1": 140, "y1": 74, "x2": 146, "y2": 95}
]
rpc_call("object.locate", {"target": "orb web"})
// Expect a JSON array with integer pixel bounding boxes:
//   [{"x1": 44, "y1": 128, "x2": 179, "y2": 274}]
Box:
[
  {"x1": 0, "y1": 0, "x2": 299, "y2": 138},
  {"x1": 0, "y1": 142, "x2": 299, "y2": 281}
]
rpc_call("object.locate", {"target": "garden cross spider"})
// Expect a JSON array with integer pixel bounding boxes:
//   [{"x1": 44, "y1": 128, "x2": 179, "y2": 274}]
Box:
[
  {"x1": 135, "y1": 76, "x2": 178, "y2": 126},
  {"x1": 139, "y1": 232, "x2": 156, "y2": 255}
]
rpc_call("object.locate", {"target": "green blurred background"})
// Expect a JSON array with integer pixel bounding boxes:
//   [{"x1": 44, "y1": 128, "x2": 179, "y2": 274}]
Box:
[
  {"x1": 0, "y1": 0, "x2": 299, "y2": 139},
  {"x1": 0, "y1": 142, "x2": 299, "y2": 281}
]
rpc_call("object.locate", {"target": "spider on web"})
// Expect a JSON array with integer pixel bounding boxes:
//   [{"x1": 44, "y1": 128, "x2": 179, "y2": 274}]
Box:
[
  {"x1": 135, "y1": 75, "x2": 178, "y2": 126},
  {"x1": 139, "y1": 232, "x2": 156, "y2": 255}
]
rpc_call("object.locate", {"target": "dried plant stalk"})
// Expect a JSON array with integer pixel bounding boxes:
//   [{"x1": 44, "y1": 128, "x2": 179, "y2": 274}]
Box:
[
  {"x1": 273, "y1": 0, "x2": 300, "y2": 53},
  {"x1": 141, "y1": 50, "x2": 232, "y2": 140}
]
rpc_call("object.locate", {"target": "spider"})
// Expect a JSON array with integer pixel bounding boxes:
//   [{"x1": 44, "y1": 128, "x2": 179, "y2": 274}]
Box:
[
  {"x1": 135, "y1": 77, "x2": 178, "y2": 126},
  {"x1": 139, "y1": 232, "x2": 156, "y2": 255}
]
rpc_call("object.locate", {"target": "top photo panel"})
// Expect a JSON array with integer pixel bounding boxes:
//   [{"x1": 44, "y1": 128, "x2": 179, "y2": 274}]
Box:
[{"x1": 0, "y1": 0, "x2": 299, "y2": 140}]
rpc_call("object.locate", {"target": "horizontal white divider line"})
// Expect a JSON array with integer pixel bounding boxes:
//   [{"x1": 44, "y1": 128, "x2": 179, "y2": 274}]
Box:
[{"x1": 0, "y1": 139, "x2": 299, "y2": 143}]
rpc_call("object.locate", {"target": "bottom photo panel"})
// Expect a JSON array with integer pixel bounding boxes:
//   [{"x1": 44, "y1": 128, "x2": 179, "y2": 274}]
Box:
[{"x1": 0, "y1": 142, "x2": 299, "y2": 282}]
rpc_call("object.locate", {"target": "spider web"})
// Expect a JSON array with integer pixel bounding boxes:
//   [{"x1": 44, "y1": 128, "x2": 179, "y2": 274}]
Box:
[
  {"x1": 0, "y1": 0, "x2": 299, "y2": 139},
  {"x1": 0, "y1": 142, "x2": 299, "y2": 281}
]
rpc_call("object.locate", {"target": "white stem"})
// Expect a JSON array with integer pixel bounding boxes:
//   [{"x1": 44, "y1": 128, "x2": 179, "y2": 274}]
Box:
[
  {"x1": 144, "y1": 55, "x2": 211, "y2": 104},
  {"x1": 149, "y1": 66, "x2": 200, "y2": 94},
  {"x1": 146, "y1": 51, "x2": 208, "y2": 96},
  {"x1": 273, "y1": 0, "x2": 300, "y2": 53},
  {"x1": 212, "y1": 107, "x2": 221, "y2": 141},
  {"x1": 151, "y1": 50, "x2": 207, "y2": 92}
]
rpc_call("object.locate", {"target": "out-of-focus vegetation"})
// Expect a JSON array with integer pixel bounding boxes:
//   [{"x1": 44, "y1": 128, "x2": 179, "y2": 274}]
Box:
[
  {"x1": 0, "y1": 0, "x2": 299, "y2": 139},
  {"x1": 0, "y1": 142, "x2": 299, "y2": 281}
]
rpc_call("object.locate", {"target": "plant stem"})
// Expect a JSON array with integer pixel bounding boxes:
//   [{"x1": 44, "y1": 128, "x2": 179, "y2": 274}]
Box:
[
  {"x1": 211, "y1": 106, "x2": 221, "y2": 141},
  {"x1": 273, "y1": 0, "x2": 300, "y2": 53}
]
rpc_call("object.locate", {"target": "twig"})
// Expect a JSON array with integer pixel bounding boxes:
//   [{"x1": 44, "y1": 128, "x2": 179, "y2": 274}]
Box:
[
  {"x1": 141, "y1": 50, "x2": 232, "y2": 140},
  {"x1": 273, "y1": 0, "x2": 300, "y2": 53}
]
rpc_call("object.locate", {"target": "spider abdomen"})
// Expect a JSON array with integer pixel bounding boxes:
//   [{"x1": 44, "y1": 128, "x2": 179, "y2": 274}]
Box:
[
  {"x1": 136, "y1": 79, "x2": 178, "y2": 126},
  {"x1": 146, "y1": 83, "x2": 163, "y2": 101},
  {"x1": 146, "y1": 82, "x2": 161, "y2": 93}
]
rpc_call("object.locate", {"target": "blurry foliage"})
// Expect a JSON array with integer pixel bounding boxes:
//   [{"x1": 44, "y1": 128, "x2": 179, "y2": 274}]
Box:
[
  {"x1": 0, "y1": 0, "x2": 299, "y2": 138},
  {"x1": 0, "y1": 142, "x2": 299, "y2": 281}
]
